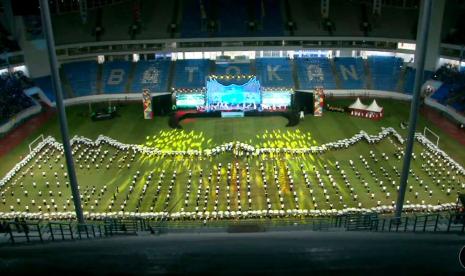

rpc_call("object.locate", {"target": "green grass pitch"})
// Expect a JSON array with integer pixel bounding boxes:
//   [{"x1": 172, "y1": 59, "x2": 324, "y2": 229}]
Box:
[{"x1": 0, "y1": 98, "x2": 464, "y2": 219}]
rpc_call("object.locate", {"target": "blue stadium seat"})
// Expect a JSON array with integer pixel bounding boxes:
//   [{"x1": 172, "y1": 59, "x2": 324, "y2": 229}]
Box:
[
  {"x1": 334, "y1": 57, "x2": 365, "y2": 89},
  {"x1": 259, "y1": 0, "x2": 284, "y2": 36},
  {"x1": 33, "y1": 76, "x2": 55, "y2": 102},
  {"x1": 431, "y1": 83, "x2": 465, "y2": 113},
  {"x1": 180, "y1": 0, "x2": 207, "y2": 38},
  {"x1": 173, "y1": 59, "x2": 210, "y2": 89},
  {"x1": 403, "y1": 67, "x2": 415, "y2": 94},
  {"x1": 102, "y1": 61, "x2": 131, "y2": 94},
  {"x1": 368, "y1": 56, "x2": 403, "y2": 91},
  {"x1": 62, "y1": 61, "x2": 98, "y2": 97},
  {"x1": 216, "y1": 0, "x2": 248, "y2": 37},
  {"x1": 404, "y1": 68, "x2": 434, "y2": 94},
  {"x1": 215, "y1": 62, "x2": 251, "y2": 75},
  {"x1": 295, "y1": 58, "x2": 337, "y2": 89},
  {"x1": 131, "y1": 60, "x2": 171, "y2": 93},
  {"x1": 255, "y1": 58, "x2": 293, "y2": 88}
]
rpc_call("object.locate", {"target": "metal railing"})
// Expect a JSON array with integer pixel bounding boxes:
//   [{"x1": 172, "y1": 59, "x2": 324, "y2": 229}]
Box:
[
  {"x1": 1, "y1": 212, "x2": 464, "y2": 245},
  {"x1": 343, "y1": 212, "x2": 465, "y2": 233}
]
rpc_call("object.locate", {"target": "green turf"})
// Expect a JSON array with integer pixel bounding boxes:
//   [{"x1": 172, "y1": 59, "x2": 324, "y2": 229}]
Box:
[{"x1": 0, "y1": 99, "x2": 464, "y2": 217}]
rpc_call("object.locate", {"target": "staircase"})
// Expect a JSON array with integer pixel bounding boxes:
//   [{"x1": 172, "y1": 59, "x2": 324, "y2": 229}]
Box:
[
  {"x1": 329, "y1": 59, "x2": 342, "y2": 89},
  {"x1": 208, "y1": 59, "x2": 215, "y2": 75},
  {"x1": 59, "y1": 67, "x2": 75, "y2": 98},
  {"x1": 166, "y1": 60, "x2": 176, "y2": 91},
  {"x1": 125, "y1": 62, "x2": 137, "y2": 93},
  {"x1": 96, "y1": 63, "x2": 104, "y2": 94},
  {"x1": 396, "y1": 62, "x2": 408, "y2": 93},
  {"x1": 363, "y1": 59, "x2": 373, "y2": 89},
  {"x1": 250, "y1": 59, "x2": 257, "y2": 75},
  {"x1": 290, "y1": 58, "x2": 299, "y2": 90}
]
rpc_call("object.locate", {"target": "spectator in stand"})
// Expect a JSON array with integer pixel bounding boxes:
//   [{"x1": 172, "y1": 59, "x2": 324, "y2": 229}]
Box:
[{"x1": 0, "y1": 72, "x2": 34, "y2": 124}]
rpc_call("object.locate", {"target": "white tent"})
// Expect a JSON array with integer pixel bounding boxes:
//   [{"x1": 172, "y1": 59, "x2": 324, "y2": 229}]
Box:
[
  {"x1": 366, "y1": 99, "x2": 383, "y2": 113},
  {"x1": 348, "y1": 97, "x2": 367, "y2": 110}
]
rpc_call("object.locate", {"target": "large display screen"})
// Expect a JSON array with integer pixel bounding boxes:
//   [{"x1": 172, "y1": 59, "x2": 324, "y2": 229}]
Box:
[
  {"x1": 175, "y1": 93, "x2": 205, "y2": 108},
  {"x1": 206, "y1": 77, "x2": 261, "y2": 106},
  {"x1": 261, "y1": 92, "x2": 292, "y2": 107}
]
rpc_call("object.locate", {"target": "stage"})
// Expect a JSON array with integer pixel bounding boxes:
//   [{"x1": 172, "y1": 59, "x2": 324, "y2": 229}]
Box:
[{"x1": 169, "y1": 109, "x2": 299, "y2": 129}]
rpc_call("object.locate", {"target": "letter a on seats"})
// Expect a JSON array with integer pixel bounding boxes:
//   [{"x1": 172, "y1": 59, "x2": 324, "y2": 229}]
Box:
[{"x1": 306, "y1": 65, "x2": 324, "y2": 82}]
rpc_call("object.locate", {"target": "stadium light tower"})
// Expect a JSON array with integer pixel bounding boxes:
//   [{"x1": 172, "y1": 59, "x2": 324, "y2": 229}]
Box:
[
  {"x1": 39, "y1": 0, "x2": 85, "y2": 223},
  {"x1": 395, "y1": 0, "x2": 432, "y2": 221}
]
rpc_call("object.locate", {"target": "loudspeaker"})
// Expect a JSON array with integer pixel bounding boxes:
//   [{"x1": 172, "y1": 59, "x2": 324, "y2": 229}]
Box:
[
  {"x1": 152, "y1": 94, "x2": 172, "y2": 116},
  {"x1": 294, "y1": 91, "x2": 314, "y2": 114}
]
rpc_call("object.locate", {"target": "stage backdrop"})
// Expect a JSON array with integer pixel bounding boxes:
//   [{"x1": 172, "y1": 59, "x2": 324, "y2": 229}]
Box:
[{"x1": 206, "y1": 77, "x2": 261, "y2": 106}]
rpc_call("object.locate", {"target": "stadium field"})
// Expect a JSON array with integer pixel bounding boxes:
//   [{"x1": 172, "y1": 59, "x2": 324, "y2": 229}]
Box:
[{"x1": 0, "y1": 98, "x2": 464, "y2": 219}]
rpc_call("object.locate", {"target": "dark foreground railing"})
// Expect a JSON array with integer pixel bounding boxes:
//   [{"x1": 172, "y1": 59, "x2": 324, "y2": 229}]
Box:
[{"x1": 0, "y1": 212, "x2": 463, "y2": 245}]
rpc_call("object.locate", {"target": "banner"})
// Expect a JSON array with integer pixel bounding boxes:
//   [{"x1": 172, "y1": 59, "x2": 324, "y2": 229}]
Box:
[
  {"x1": 314, "y1": 88, "x2": 324, "y2": 116},
  {"x1": 142, "y1": 89, "x2": 153, "y2": 119}
]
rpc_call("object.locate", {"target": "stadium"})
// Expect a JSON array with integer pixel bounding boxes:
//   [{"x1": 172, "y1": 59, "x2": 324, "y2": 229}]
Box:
[{"x1": 0, "y1": 0, "x2": 465, "y2": 273}]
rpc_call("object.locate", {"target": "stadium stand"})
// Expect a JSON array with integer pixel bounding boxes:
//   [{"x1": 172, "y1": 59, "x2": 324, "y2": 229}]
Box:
[
  {"x1": 403, "y1": 67, "x2": 434, "y2": 94},
  {"x1": 334, "y1": 57, "x2": 366, "y2": 89},
  {"x1": 0, "y1": 73, "x2": 34, "y2": 125},
  {"x1": 255, "y1": 58, "x2": 293, "y2": 88},
  {"x1": 215, "y1": 62, "x2": 251, "y2": 75},
  {"x1": 131, "y1": 60, "x2": 171, "y2": 93},
  {"x1": 217, "y1": 0, "x2": 248, "y2": 37},
  {"x1": 102, "y1": 61, "x2": 131, "y2": 94},
  {"x1": 54, "y1": 56, "x2": 442, "y2": 98},
  {"x1": 259, "y1": 0, "x2": 284, "y2": 36},
  {"x1": 62, "y1": 61, "x2": 98, "y2": 97},
  {"x1": 180, "y1": 0, "x2": 207, "y2": 38},
  {"x1": 295, "y1": 57, "x2": 337, "y2": 89},
  {"x1": 33, "y1": 76, "x2": 55, "y2": 102},
  {"x1": 173, "y1": 59, "x2": 210, "y2": 88},
  {"x1": 431, "y1": 83, "x2": 465, "y2": 113},
  {"x1": 368, "y1": 56, "x2": 403, "y2": 91},
  {"x1": 428, "y1": 65, "x2": 465, "y2": 113},
  {"x1": 403, "y1": 66, "x2": 416, "y2": 94}
]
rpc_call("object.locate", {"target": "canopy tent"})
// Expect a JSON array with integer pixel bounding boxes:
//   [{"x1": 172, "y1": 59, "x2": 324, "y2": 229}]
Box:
[
  {"x1": 348, "y1": 98, "x2": 384, "y2": 120},
  {"x1": 348, "y1": 97, "x2": 368, "y2": 110},
  {"x1": 366, "y1": 99, "x2": 383, "y2": 113}
]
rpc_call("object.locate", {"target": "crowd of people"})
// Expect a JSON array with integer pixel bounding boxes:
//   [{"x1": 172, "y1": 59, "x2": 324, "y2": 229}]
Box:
[
  {"x1": 0, "y1": 126, "x2": 463, "y2": 221},
  {"x1": 0, "y1": 71, "x2": 35, "y2": 125}
]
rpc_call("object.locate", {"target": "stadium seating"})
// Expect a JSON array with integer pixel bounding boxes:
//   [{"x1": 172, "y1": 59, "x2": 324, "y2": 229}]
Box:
[
  {"x1": 258, "y1": 0, "x2": 284, "y2": 36},
  {"x1": 215, "y1": 62, "x2": 251, "y2": 76},
  {"x1": 102, "y1": 61, "x2": 131, "y2": 94},
  {"x1": 62, "y1": 61, "x2": 98, "y2": 97},
  {"x1": 403, "y1": 68, "x2": 433, "y2": 94},
  {"x1": 368, "y1": 56, "x2": 403, "y2": 91},
  {"x1": 57, "y1": 56, "x2": 444, "y2": 100},
  {"x1": 131, "y1": 60, "x2": 171, "y2": 93},
  {"x1": 295, "y1": 57, "x2": 337, "y2": 89},
  {"x1": 334, "y1": 57, "x2": 366, "y2": 89},
  {"x1": 255, "y1": 58, "x2": 293, "y2": 88},
  {"x1": 0, "y1": 73, "x2": 34, "y2": 125},
  {"x1": 431, "y1": 83, "x2": 465, "y2": 113},
  {"x1": 173, "y1": 59, "x2": 210, "y2": 89},
  {"x1": 216, "y1": 0, "x2": 248, "y2": 37},
  {"x1": 33, "y1": 76, "x2": 55, "y2": 102},
  {"x1": 180, "y1": 0, "x2": 207, "y2": 38},
  {"x1": 403, "y1": 67, "x2": 415, "y2": 94},
  {"x1": 429, "y1": 65, "x2": 465, "y2": 113}
]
